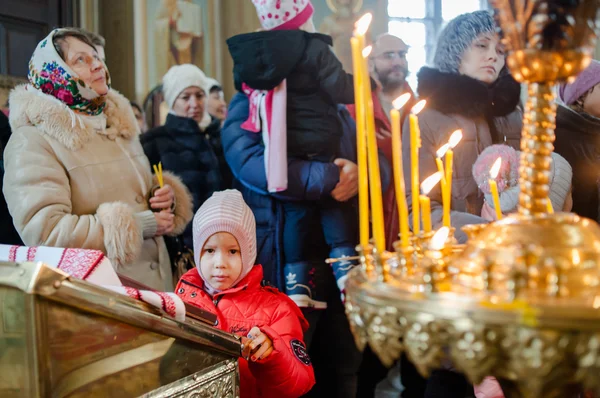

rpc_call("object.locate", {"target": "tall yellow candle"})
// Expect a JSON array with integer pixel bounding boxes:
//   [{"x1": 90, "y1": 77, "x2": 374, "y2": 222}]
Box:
[
  {"x1": 362, "y1": 45, "x2": 386, "y2": 252},
  {"x1": 420, "y1": 172, "x2": 442, "y2": 233},
  {"x1": 419, "y1": 195, "x2": 432, "y2": 233},
  {"x1": 410, "y1": 100, "x2": 426, "y2": 235},
  {"x1": 445, "y1": 130, "x2": 462, "y2": 213},
  {"x1": 390, "y1": 93, "x2": 412, "y2": 248},
  {"x1": 435, "y1": 145, "x2": 449, "y2": 228},
  {"x1": 489, "y1": 157, "x2": 503, "y2": 221},
  {"x1": 350, "y1": 35, "x2": 369, "y2": 247}
]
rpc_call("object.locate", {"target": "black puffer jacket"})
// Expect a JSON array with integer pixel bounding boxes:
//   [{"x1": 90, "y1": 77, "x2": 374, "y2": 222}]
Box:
[
  {"x1": 554, "y1": 104, "x2": 600, "y2": 222},
  {"x1": 227, "y1": 30, "x2": 355, "y2": 158},
  {"x1": 142, "y1": 114, "x2": 227, "y2": 248},
  {"x1": 0, "y1": 111, "x2": 23, "y2": 245}
]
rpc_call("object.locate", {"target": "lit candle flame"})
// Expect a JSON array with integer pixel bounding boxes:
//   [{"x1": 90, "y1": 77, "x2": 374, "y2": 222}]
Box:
[
  {"x1": 411, "y1": 100, "x2": 426, "y2": 115},
  {"x1": 421, "y1": 172, "x2": 442, "y2": 194},
  {"x1": 392, "y1": 93, "x2": 412, "y2": 110},
  {"x1": 430, "y1": 227, "x2": 450, "y2": 251},
  {"x1": 573, "y1": 249, "x2": 581, "y2": 266},
  {"x1": 362, "y1": 45, "x2": 372, "y2": 58},
  {"x1": 490, "y1": 157, "x2": 502, "y2": 179},
  {"x1": 355, "y1": 13, "x2": 373, "y2": 36},
  {"x1": 436, "y1": 143, "x2": 450, "y2": 158},
  {"x1": 449, "y1": 130, "x2": 463, "y2": 148}
]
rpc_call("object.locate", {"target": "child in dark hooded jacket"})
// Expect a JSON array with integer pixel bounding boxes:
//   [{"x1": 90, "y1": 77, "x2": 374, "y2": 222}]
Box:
[{"x1": 227, "y1": 0, "x2": 359, "y2": 308}]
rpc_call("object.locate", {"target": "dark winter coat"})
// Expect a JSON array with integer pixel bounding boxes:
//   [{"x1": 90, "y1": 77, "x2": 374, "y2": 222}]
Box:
[
  {"x1": 227, "y1": 30, "x2": 355, "y2": 158},
  {"x1": 0, "y1": 111, "x2": 22, "y2": 245},
  {"x1": 142, "y1": 114, "x2": 226, "y2": 249},
  {"x1": 403, "y1": 67, "x2": 523, "y2": 242},
  {"x1": 554, "y1": 104, "x2": 600, "y2": 223}
]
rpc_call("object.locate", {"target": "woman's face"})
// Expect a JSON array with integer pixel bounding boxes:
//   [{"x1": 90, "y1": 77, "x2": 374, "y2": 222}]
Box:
[
  {"x1": 583, "y1": 84, "x2": 600, "y2": 118},
  {"x1": 62, "y1": 36, "x2": 109, "y2": 95},
  {"x1": 172, "y1": 86, "x2": 206, "y2": 122},
  {"x1": 458, "y1": 33, "x2": 506, "y2": 84},
  {"x1": 207, "y1": 90, "x2": 227, "y2": 121}
]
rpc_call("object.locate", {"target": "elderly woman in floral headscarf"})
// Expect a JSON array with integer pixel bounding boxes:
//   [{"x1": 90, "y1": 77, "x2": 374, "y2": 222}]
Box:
[{"x1": 3, "y1": 28, "x2": 193, "y2": 291}]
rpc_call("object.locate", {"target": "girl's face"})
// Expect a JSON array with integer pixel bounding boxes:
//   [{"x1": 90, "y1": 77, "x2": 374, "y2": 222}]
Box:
[
  {"x1": 458, "y1": 33, "x2": 506, "y2": 85},
  {"x1": 583, "y1": 84, "x2": 600, "y2": 118},
  {"x1": 62, "y1": 36, "x2": 109, "y2": 95},
  {"x1": 200, "y1": 232, "x2": 242, "y2": 291},
  {"x1": 207, "y1": 90, "x2": 227, "y2": 121},
  {"x1": 172, "y1": 86, "x2": 206, "y2": 123}
]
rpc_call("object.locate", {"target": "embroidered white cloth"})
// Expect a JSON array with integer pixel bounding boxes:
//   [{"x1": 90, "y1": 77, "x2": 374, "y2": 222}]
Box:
[{"x1": 0, "y1": 244, "x2": 185, "y2": 322}]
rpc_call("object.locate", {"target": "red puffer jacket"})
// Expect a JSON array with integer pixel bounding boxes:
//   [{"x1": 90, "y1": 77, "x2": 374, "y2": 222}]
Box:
[{"x1": 176, "y1": 265, "x2": 315, "y2": 397}]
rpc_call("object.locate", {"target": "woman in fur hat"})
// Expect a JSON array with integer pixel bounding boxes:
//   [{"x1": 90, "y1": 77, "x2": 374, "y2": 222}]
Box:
[
  {"x1": 402, "y1": 10, "x2": 522, "y2": 244},
  {"x1": 3, "y1": 28, "x2": 193, "y2": 291},
  {"x1": 398, "y1": 10, "x2": 523, "y2": 397}
]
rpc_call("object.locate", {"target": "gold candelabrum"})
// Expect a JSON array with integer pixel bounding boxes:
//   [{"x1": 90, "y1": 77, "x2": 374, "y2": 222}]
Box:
[{"x1": 342, "y1": 2, "x2": 600, "y2": 397}]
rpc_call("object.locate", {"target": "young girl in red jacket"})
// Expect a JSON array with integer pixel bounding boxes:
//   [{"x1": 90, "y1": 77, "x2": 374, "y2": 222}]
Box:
[{"x1": 175, "y1": 189, "x2": 315, "y2": 397}]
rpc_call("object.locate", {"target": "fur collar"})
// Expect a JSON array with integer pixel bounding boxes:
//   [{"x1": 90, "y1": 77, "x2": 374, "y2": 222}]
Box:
[
  {"x1": 9, "y1": 85, "x2": 139, "y2": 151},
  {"x1": 416, "y1": 67, "x2": 521, "y2": 118}
]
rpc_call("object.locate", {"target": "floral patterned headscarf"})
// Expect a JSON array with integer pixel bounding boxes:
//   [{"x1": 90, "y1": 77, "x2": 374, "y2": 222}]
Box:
[{"x1": 28, "y1": 29, "x2": 111, "y2": 116}]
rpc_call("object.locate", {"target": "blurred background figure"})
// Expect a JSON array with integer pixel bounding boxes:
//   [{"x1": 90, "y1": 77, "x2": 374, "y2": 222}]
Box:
[
  {"x1": 130, "y1": 101, "x2": 148, "y2": 134},
  {"x1": 142, "y1": 64, "x2": 229, "y2": 257},
  {"x1": 204, "y1": 77, "x2": 227, "y2": 126}
]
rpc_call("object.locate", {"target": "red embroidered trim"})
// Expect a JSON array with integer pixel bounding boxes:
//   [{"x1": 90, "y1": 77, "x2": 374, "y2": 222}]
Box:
[
  {"x1": 124, "y1": 287, "x2": 141, "y2": 300},
  {"x1": 8, "y1": 245, "x2": 19, "y2": 262},
  {"x1": 156, "y1": 292, "x2": 177, "y2": 318},
  {"x1": 27, "y1": 247, "x2": 38, "y2": 262},
  {"x1": 57, "y1": 249, "x2": 105, "y2": 280}
]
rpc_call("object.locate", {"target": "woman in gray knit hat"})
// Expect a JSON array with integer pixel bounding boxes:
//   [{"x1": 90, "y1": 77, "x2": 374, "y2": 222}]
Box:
[
  {"x1": 401, "y1": 10, "x2": 522, "y2": 244},
  {"x1": 397, "y1": 10, "x2": 523, "y2": 398}
]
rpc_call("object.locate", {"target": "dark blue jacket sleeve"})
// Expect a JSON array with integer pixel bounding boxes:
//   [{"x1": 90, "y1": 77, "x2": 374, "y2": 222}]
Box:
[{"x1": 221, "y1": 93, "x2": 340, "y2": 201}]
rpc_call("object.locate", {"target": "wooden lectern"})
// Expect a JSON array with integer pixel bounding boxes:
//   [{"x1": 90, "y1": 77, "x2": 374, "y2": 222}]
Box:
[{"x1": 0, "y1": 261, "x2": 241, "y2": 397}]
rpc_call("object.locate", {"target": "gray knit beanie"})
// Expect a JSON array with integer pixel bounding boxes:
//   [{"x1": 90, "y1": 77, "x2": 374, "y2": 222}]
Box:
[{"x1": 433, "y1": 10, "x2": 496, "y2": 74}]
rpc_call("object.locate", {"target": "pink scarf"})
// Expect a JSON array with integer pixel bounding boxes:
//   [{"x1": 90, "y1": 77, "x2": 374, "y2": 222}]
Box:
[{"x1": 241, "y1": 81, "x2": 288, "y2": 193}]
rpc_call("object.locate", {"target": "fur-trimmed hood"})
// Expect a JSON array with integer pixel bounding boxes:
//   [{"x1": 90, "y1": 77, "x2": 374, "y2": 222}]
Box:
[
  {"x1": 9, "y1": 85, "x2": 139, "y2": 151},
  {"x1": 416, "y1": 67, "x2": 521, "y2": 119}
]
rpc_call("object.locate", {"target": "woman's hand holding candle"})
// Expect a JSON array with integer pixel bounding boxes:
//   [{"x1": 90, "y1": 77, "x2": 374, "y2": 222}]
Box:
[{"x1": 150, "y1": 185, "x2": 175, "y2": 211}]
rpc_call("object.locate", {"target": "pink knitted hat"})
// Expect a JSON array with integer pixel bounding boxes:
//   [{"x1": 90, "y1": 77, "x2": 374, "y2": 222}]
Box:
[
  {"x1": 193, "y1": 190, "x2": 257, "y2": 290},
  {"x1": 252, "y1": 0, "x2": 314, "y2": 31},
  {"x1": 559, "y1": 60, "x2": 600, "y2": 105}
]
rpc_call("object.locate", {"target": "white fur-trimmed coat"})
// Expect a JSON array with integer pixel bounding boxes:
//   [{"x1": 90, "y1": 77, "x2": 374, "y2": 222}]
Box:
[{"x1": 4, "y1": 85, "x2": 193, "y2": 291}]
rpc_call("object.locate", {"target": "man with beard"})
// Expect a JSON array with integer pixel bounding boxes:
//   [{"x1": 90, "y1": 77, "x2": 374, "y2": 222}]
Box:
[
  {"x1": 348, "y1": 33, "x2": 417, "y2": 397},
  {"x1": 370, "y1": 34, "x2": 413, "y2": 129}
]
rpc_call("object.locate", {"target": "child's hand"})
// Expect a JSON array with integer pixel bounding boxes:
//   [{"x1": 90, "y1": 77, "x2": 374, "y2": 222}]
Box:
[
  {"x1": 246, "y1": 326, "x2": 274, "y2": 362},
  {"x1": 241, "y1": 336, "x2": 253, "y2": 360}
]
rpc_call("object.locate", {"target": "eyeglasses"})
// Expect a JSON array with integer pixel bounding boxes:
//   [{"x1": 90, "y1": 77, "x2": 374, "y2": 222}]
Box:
[{"x1": 376, "y1": 51, "x2": 408, "y2": 61}]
